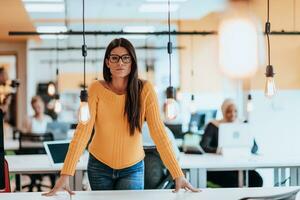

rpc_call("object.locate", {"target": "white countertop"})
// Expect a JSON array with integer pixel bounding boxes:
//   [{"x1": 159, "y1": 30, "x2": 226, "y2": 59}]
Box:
[{"x1": 1, "y1": 187, "x2": 300, "y2": 200}]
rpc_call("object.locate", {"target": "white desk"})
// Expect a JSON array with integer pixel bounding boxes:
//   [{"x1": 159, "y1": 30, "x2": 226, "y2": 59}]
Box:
[
  {"x1": 4, "y1": 138, "x2": 46, "y2": 151},
  {"x1": 7, "y1": 153, "x2": 300, "y2": 190},
  {"x1": 6, "y1": 154, "x2": 88, "y2": 191},
  {"x1": 179, "y1": 153, "x2": 300, "y2": 188},
  {"x1": 1, "y1": 187, "x2": 300, "y2": 200}
]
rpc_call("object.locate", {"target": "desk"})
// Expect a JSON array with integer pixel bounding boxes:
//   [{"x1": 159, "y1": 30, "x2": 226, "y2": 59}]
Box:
[
  {"x1": 179, "y1": 153, "x2": 300, "y2": 188},
  {"x1": 1, "y1": 187, "x2": 300, "y2": 200},
  {"x1": 6, "y1": 154, "x2": 88, "y2": 191},
  {"x1": 7, "y1": 153, "x2": 300, "y2": 190}
]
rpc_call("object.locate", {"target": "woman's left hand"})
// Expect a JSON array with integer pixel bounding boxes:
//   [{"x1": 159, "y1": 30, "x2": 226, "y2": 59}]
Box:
[{"x1": 173, "y1": 176, "x2": 201, "y2": 192}]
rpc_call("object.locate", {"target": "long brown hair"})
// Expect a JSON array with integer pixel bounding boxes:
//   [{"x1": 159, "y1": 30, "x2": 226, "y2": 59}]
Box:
[{"x1": 103, "y1": 38, "x2": 144, "y2": 135}]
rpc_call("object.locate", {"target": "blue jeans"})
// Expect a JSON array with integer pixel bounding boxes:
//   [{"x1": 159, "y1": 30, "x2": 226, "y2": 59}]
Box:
[{"x1": 87, "y1": 154, "x2": 144, "y2": 190}]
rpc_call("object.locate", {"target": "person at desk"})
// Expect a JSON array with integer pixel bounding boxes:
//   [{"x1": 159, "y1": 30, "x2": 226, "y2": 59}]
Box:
[
  {"x1": 22, "y1": 96, "x2": 52, "y2": 134},
  {"x1": 44, "y1": 38, "x2": 199, "y2": 196},
  {"x1": 199, "y1": 99, "x2": 262, "y2": 187}
]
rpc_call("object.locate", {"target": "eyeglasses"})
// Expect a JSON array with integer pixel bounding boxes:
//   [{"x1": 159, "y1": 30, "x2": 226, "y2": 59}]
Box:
[{"x1": 108, "y1": 54, "x2": 132, "y2": 64}]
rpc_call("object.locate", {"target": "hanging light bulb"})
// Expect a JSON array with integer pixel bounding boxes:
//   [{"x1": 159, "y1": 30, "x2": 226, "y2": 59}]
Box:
[
  {"x1": 265, "y1": 65, "x2": 276, "y2": 98},
  {"x1": 246, "y1": 94, "x2": 253, "y2": 112},
  {"x1": 264, "y1": 0, "x2": 276, "y2": 98},
  {"x1": 78, "y1": 0, "x2": 90, "y2": 124},
  {"x1": 47, "y1": 81, "x2": 56, "y2": 96},
  {"x1": 78, "y1": 90, "x2": 90, "y2": 124},
  {"x1": 54, "y1": 100, "x2": 62, "y2": 113},
  {"x1": 218, "y1": 0, "x2": 263, "y2": 79},
  {"x1": 54, "y1": 94, "x2": 62, "y2": 113},
  {"x1": 189, "y1": 94, "x2": 197, "y2": 114},
  {"x1": 165, "y1": 86, "x2": 178, "y2": 120},
  {"x1": 164, "y1": 0, "x2": 179, "y2": 121}
]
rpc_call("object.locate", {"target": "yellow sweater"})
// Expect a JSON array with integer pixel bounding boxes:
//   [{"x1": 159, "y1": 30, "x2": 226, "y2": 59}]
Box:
[{"x1": 61, "y1": 80, "x2": 184, "y2": 179}]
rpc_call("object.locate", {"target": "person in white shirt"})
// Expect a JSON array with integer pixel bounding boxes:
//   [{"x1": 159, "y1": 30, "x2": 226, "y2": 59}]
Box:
[{"x1": 22, "y1": 95, "x2": 52, "y2": 134}]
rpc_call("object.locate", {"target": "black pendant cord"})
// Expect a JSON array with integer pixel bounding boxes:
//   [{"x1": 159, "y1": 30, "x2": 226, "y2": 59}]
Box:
[
  {"x1": 82, "y1": 0, "x2": 87, "y2": 91},
  {"x1": 190, "y1": 35, "x2": 195, "y2": 97},
  {"x1": 56, "y1": 36, "x2": 59, "y2": 85},
  {"x1": 167, "y1": 0, "x2": 172, "y2": 87},
  {"x1": 266, "y1": 0, "x2": 271, "y2": 66},
  {"x1": 265, "y1": 0, "x2": 274, "y2": 78}
]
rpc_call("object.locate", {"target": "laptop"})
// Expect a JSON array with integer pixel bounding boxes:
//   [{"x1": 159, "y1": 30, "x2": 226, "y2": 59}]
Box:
[
  {"x1": 46, "y1": 122, "x2": 70, "y2": 140},
  {"x1": 218, "y1": 123, "x2": 253, "y2": 155},
  {"x1": 43, "y1": 140, "x2": 70, "y2": 167}
]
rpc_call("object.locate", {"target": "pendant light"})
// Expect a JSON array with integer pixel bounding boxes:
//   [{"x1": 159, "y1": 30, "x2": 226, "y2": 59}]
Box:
[
  {"x1": 47, "y1": 42, "x2": 56, "y2": 97},
  {"x1": 54, "y1": 36, "x2": 62, "y2": 113},
  {"x1": 188, "y1": 36, "x2": 197, "y2": 114},
  {"x1": 218, "y1": 0, "x2": 260, "y2": 79},
  {"x1": 47, "y1": 82, "x2": 56, "y2": 96},
  {"x1": 78, "y1": 0, "x2": 90, "y2": 124},
  {"x1": 164, "y1": 0, "x2": 179, "y2": 121},
  {"x1": 264, "y1": 0, "x2": 276, "y2": 98},
  {"x1": 246, "y1": 93, "x2": 253, "y2": 112}
]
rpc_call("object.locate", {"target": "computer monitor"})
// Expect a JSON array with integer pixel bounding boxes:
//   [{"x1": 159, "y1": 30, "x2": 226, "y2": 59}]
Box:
[
  {"x1": 43, "y1": 140, "x2": 70, "y2": 167},
  {"x1": 218, "y1": 123, "x2": 253, "y2": 149},
  {"x1": 189, "y1": 110, "x2": 217, "y2": 131},
  {"x1": 46, "y1": 122, "x2": 70, "y2": 140}
]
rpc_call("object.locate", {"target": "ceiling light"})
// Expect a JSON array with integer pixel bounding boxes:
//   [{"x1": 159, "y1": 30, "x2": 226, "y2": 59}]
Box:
[
  {"x1": 264, "y1": 0, "x2": 276, "y2": 98},
  {"x1": 218, "y1": 1, "x2": 262, "y2": 79},
  {"x1": 25, "y1": 3, "x2": 65, "y2": 12},
  {"x1": 164, "y1": 0, "x2": 179, "y2": 121},
  {"x1": 139, "y1": 3, "x2": 179, "y2": 12},
  {"x1": 123, "y1": 26, "x2": 155, "y2": 33}
]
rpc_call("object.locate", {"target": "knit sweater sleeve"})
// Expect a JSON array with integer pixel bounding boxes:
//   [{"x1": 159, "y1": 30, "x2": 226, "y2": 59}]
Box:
[
  {"x1": 144, "y1": 82, "x2": 184, "y2": 179},
  {"x1": 61, "y1": 82, "x2": 98, "y2": 175}
]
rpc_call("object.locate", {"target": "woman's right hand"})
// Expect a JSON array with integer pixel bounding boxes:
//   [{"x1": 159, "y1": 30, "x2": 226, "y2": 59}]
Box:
[{"x1": 42, "y1": 174, "x2": 75, "y2": 197}]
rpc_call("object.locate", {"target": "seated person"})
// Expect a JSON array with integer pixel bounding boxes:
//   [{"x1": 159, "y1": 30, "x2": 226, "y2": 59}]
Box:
[
  {"x1": 22, "y1": 96, "x2": 52, "y2": 134},
  {"x1": 199, "y1": 98, "x2": 262, "y2": 187},
  {"x1": 21, "y1": 95, "x2": 56, "y2": 191}
]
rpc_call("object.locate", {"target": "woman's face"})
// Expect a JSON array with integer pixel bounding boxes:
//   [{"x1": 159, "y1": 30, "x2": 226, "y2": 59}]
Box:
[
  {"x1": 224, "y1": 104, "x2": 237, "y2": 123},
  {"x1": 106, "y1": 46, "x2": 132, "y2": 79}
]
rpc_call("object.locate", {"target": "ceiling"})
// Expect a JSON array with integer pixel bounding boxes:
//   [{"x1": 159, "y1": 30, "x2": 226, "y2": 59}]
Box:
[
  {"x1": 0, "y1": 0, "x2": 37, "y2": 41},
  {"x1": 26, "y1": 0, "x2": 227, "y2": 22},
  {"x1": 15, "y1": 0, "x2": 226, "y2": 50},
  {"x1": 5, "y1": 0, "x2": 227, "y2": 73}
]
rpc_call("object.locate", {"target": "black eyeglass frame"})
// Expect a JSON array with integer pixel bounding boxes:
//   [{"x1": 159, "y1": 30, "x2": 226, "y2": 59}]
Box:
[{"x1": 108, "y1": 54, "x2": 132, "y2": 64}]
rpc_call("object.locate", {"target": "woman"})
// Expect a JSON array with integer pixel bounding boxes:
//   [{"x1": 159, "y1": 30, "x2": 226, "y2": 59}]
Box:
[
  {"x1": 23, "y1": 95, "x2": 53, "y2": 134},
  {"x1": 44, "y1": 38, "x2": 198, "y2": 196},
  {"x1": 200, "y1": 99, "x2": 262, "y2": 187}
]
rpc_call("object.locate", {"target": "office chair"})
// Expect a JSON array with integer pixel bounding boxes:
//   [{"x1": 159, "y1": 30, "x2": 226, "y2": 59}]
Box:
[
  {"x1": 239, "y1": 188, "x2": 300, "y2": 200},
  {"x1": 16, "y1": 131, "x2": 56, "y2": 192},
  {"x1": 18, "y1": 132, "x2": 53, "y2": 154},
  {"x1": 164, "y1": 124, "x2": 183, "y2": 139},
  {"x1": 144, "y1": 146, "x2": 174, "y2": 189}
]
